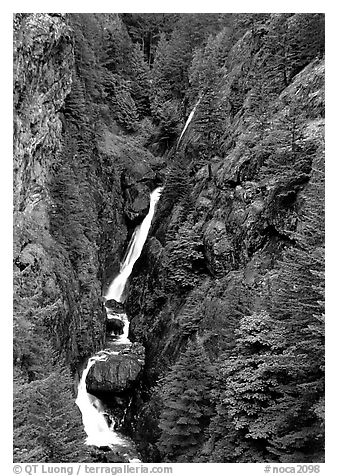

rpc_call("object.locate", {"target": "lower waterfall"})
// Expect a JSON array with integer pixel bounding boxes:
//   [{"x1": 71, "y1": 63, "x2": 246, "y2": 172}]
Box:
[
  {"x1": 75, "y1": 187, "x2": 162, "y2": 459},
  {"x1": 75, "y1": 355, "x2": 127, "y2": 448}
]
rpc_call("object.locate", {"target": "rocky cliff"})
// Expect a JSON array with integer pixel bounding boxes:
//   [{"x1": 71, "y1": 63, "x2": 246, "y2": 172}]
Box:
[
  {"x1": 13, "y1": 14, "x2": 78, "y2": 367},
  {"x1": 13, "y1": 12, "x2": 165, "y2": 463},
  {"x1": 14, "y1": 13, "x2": 163, "y2": 371},
  {"x1": 126, "y1": 17, "x2": 324, "y2": 462},
  {"x1": 128, "y1": 52, "x2": 324, "y2": 381}
]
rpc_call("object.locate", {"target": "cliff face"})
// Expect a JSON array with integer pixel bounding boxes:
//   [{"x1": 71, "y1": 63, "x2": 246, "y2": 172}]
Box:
[
  {"x1": 13, "y1": 14, "x2": 73, "y2": 215},
  {"x1": 126, "y1": 21, "x2": 324, "y2": 462},
  {"x1": 13, "y1": 13, "x2": 108, "y2": 369},
  {"x1": 13, "y1": 14, "x2": 163, "y2": 373},
  {"x1": 13, "y1": 13, "x2": 165, "y2": 463},
  {"x1": 13, "y1": 14, "x2": 79, "y2": 367},
  {"x1": 128, "y1": 58, "x2": 324, "y2": 378}
]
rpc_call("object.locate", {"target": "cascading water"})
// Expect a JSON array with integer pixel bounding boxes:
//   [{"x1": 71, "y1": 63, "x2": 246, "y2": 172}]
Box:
[
  {"x1": 105, "y1": 186, "x2": 163, "y2": 304},
  {"x1": 75, "y1": 187, "x2": 163, "y2": 454},
  {"x1": 75, "y1": 355, "x2": 126, "y2": 448},
  {"x1": 177, "y1": 96, "x2": 202, "y2": 147}
]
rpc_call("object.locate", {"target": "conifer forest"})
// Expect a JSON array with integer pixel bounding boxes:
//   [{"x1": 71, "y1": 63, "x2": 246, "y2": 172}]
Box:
[{"x1": 13, "y1": 13, "x2": 325, "y2": 464}]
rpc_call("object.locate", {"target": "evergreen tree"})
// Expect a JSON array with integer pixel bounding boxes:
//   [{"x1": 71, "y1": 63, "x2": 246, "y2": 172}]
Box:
[
  {"x1": 14, "y1": 366, "x2": 90, "y2": 463},
  {"x1": 257, "y1": 15, "x2": 293, "y2": 95},
  {"x1": 188, "y1": 47, "x2": 205, "y2": 96},
  {"x1": 164, "y1": 29, "x2": 191, "y2": 100},
  {"x1": 121, "y1": 13, "x2": 179, "y2": 65},
  {"x1": 150, "y1": 32, "x2": 172, "y2": 120},
  {"x1": 157, "y1": 340, "x2": 215, "y2": 461},
  {"x1": 260, "y1": 98, "x2": 314, "y2": 191},
  {"x1": 99, "y1": 14, "x2": 133, "y2": 75},
  {"x1": 162, "y1": 219, "x2": 205, "y2": 293},
  {"x1": 129, "y1": 43, "x2": 151, "y2": 117},
  {"x1": 178, "y1": 286, "x2": 205, "y2": 337},
  {"x1": 70, "y1": 14, "x2": 104, "y2": 100},
  {"x1": 229, "y1": 13, "x2": 270, "y2": 44},
  {"x1": 286, "y1": 14, "x2": 325, "y2": 81},
  {"x1": 189, "y1": 28, "x2": 230, "y2": 97},
  {"x1": 154, "y1": 100, "x2": 181, "y2": 151},
  {"x1": 194, "y1": 86, "x2": 224, "y2": 157}
]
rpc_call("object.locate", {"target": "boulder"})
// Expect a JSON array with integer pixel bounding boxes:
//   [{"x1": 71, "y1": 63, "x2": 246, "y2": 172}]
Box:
[
  {"x1": 106, "y1": 317, "x2": 124, "y2": 335},
  {"x1": 124, "y1": 182, "x2": 150, "y2": 222},
  {"x1": 86, "y1": 343, "x2": 145, "y2": 395}
]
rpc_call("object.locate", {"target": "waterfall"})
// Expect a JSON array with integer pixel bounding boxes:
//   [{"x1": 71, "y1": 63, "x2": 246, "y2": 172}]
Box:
[
  {"x1": 76, "y1": 187, "x2": 162, "y2": 451},
  {"x1": 104, "y1": 187, "x2": 163, "y2": 303},
  {"x1": 177, "y1": 97, "x2": 202, "y2": 147}
]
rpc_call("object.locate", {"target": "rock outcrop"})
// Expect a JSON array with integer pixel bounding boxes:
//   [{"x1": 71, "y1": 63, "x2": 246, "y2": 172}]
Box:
[
  {"x1": 13, "y1": 13, "x2": 74, "y2": 216},
  {"x1": 203, "y1": 219, "x2": 234, "y2": 275}
]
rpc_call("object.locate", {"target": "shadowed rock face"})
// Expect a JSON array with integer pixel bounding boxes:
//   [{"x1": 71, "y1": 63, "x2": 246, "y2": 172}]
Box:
[
  {"x1": 100, "y1": 129, "x2": 164, "y2": 228},
  {"x1": 86, "y1": 343, "x2": 145, "y2": 395},
  {"x1": 124, "y1": 182, "x2": 152, "y2": 223},
  {"x1": 106, "y1": 299, "x2": 125, "y2": 314},
  {"x1": 106, "y1": 318, "x2": 124, "y2": 335}
]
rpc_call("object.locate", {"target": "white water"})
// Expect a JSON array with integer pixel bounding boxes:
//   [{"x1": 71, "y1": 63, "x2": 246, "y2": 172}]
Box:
[
  {"x1": 177, "y1": 97, "x2": 202, "y2": 147},
  {"x1": 75, "y1": 356, "x2": 127, "y2": 448},
  {"x1": 76, "y1": 187, "x2": 162, "y2": 451}
]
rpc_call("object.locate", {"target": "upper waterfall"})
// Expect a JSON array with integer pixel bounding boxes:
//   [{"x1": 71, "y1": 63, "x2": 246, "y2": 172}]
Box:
[
  {"x1": 104, "y1": 186, "x2": 163, "y2": 303},
  {"x1": 177, "y1": 97, "x2": 202, "y2": 147}
]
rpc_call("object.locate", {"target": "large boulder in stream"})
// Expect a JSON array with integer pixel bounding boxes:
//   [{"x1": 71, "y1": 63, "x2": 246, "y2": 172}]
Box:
[
  {"x1": 106, "y1": 318, "x2": 124, "y2": 335},
  {"x1": 86, "y1": 343, "x2": 145, "y2": 395}
]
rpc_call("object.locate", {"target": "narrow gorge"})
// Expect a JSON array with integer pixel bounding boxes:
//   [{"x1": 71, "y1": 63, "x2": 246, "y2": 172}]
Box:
[
  {"x1": 76, "y1": 187, "x2": 162, "y2": 461},
  {"x1": 13, "y1": 13, "x2": 325, "y2": 464}
]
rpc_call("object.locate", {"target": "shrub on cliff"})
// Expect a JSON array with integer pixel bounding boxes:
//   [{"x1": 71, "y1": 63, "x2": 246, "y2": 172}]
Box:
[
  {"x1": 162, "y1": 221, "x2": 205, "y2": 293},
  {"x1": 114, "y1": 87, "x2": 139, "y2": 132},
  {"x1": 194, "y1": 86, "x2": 224, "y2": 157}
]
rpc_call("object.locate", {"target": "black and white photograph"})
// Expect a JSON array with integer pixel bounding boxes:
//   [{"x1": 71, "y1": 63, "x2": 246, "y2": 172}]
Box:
[{"x1": 11, "y1": 5, "x2": 327, "y2": 472}]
